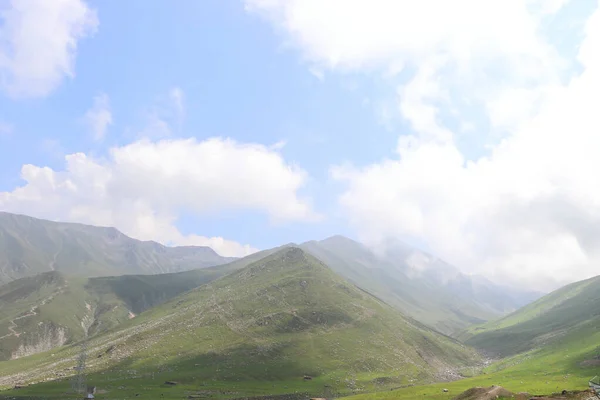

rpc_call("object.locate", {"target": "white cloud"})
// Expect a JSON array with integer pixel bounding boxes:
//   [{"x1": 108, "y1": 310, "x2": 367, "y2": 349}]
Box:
[
  {"x1": 84, "y1": 93, "x2": 112, "y2": 141},
  {"x1": 0, "y1": 0, "x2": 97, "y2": 98},
  {"x1": 249, "y1": 0, "x2": 600, "y2": 289},
  {"x1": 0, "y1": 137, "x2": 316, "y2": 257},
  {"x1": 246, "y1": 0, "x2": 569, "y2": 142}
]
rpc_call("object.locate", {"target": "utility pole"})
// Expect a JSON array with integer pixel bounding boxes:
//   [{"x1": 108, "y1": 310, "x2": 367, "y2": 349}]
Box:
[{"x1": 70, "y1": 336, "x2": 88, "y2": 396}]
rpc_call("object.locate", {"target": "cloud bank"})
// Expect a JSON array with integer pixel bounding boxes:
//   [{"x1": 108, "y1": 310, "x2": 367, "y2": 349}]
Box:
[
  {"x1": 248, "y1": 0, "x2": 600, "y2": 289},
  {"x1": 0, "y1": 136, "x2": 315, "y2": 257}
]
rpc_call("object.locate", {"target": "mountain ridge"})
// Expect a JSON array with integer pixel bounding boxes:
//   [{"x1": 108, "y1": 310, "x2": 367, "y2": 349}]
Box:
[
  {"x1": 0, "y1": 211, "x2": 236, "y2": 284},
  {"x1": 299, "y1": 235, "x2": 542, "y2": 335}
]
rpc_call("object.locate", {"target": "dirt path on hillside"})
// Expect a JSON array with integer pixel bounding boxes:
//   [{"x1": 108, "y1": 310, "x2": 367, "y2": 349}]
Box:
[{"x1": 0, "y1": 286, "x2": 66, "y2": 340}]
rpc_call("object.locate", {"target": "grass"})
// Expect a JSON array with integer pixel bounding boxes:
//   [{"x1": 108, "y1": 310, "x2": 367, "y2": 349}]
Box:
[
  {"x1": 5, "y1": 247, "x2": 600, "y2": 400},
  {"x1": 345, "y1": 279, "x2": 600, "y2": 400}
]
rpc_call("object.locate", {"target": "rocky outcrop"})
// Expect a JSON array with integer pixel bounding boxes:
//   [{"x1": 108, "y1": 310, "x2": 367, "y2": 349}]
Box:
[{"x1": 12, "y1": 323, "x2": 68, "y2": 359}]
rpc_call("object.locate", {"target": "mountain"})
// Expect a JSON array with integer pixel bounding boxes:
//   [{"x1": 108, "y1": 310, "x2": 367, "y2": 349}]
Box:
[
  {"x1": 0, "y1": 247, "x2": 481, "y2": 398},
  {"x1": 462, "y1": 274, "x2": 600, "y2": 358},
  {"x1": 352, "y1": 273, "x2": 600, "y2": 399},
  {"x1": 0, "y1": 244, "x2": 317, "y2": 361},
  {"x1": 300, "y1": 235, "x2": 542, "y2": 335},
  {"x1": 0, "y1": 265, "x2": 236, "y2": 360},
  {"x1": 0, "y1": 212, "x2": 236, "y2": 284}
]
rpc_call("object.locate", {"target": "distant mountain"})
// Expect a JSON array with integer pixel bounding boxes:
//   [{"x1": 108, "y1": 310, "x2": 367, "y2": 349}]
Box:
[
  {"x1": 461, "y1": 274, "x2": 600, "y2": 357},
  {"x1": 0, "y1": 247, "x2": 481, "y2": 394},
  {"x1": 300, "y1": 235, "x2": 542, "y2": 335},
  {"x1": 0, "y1": 211, "x2": 541, "y2": 340},
  {"x1": 0, "y1": 212, "x2": 236, "y2": 284},
  {"x1": 0, "y1": 265, "x2": 238, "y2": 360}
]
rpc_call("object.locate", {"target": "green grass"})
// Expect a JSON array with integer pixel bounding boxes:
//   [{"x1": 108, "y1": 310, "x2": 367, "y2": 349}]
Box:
[
  {"x1": 344, "y1": 276, "x2": 600, "y2": 400},
  {"x1": 0, "y1": 248, "x2": 481, "y2": 399},
  {"x1": 345, "y1": 323, "x2": 600, "y2": 400},
  {"x1": 7, "y1": 247, "x2": 600, "y2": 400}
]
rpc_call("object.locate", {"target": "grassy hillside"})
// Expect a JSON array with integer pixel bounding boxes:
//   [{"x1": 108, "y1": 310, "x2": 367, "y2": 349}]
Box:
[
  {"x1": 0, "y1": 266, "x2": 238, "y2": 360},
  {"x1": 462, "y1": 274, "x2": 600, "y2": 357},
  {"x1": 0, "y1": 211, "x2": 235, "y2": 284},
  {"x1": 0, "y1": 247, "x2": 482, "y2": 399},
  {"x1": 300, "y1": 236, "x2": 540, "y2": 335},
  {"x1": 343, "y1": 304, "x2": 600, "y2": 400}
]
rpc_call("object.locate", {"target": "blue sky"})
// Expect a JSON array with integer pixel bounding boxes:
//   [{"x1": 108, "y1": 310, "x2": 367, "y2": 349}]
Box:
[
  {"x1": 0, "y1": 0, "x2": 399, "y2": 250},
  {"x1": 1, "y1": 0, "x2": 600, "y2": 289}
]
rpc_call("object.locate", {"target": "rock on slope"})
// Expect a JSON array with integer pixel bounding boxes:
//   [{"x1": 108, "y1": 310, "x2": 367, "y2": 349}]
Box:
[
  {"x1": 452, "y1": 386, "x2": 596, "y2": 400},
  {"x1": 452, "y1": 386, "x2": 516, "y2": 400}
]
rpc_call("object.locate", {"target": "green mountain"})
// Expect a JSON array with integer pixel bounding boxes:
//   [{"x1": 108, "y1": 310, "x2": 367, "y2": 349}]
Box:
[
  {"x1": 349, "y1": 274, "x2": 600, "y2": 400},
  {"x1": 0, "y1": 266, "x2": 236, "y2": 360},
  {"x1": 0, "y1": 243, "x2": 308, "y2": 361},
  {"x1": 0, "y1": 247, "x2": 481, "y2": 398},
  {"x1": 300, "y1": 235, "x2": 541, "y2": 335},
  {"x1": 0, "y1": 212, "x2": 235, "y2": 284},
  {"x1": 462, "y1": 274, "x2": 600, "y2": 358}
]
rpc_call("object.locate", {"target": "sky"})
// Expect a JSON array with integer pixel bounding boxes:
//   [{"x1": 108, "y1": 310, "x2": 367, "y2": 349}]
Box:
[{"x1": 0, "y1": 0, "x2": 599, "y2": 290}]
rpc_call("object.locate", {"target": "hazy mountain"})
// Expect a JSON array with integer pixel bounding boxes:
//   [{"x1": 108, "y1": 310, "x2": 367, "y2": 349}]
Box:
[
  {"x1": 0, "y1": 247, "x2": 481, "y2": 394},
  {"x1": 0, "y1": 212, "x2": 236, "y2": 284},
  {"x1": 461, "y1": 274, "x2": 600, "y2": 357},
  {"x1": 300, "y1": 235, "x2": 542, "y2": 335}
]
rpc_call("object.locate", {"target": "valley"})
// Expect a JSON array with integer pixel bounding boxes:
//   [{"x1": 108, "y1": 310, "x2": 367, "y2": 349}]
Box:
[{"x1": 0, "y1": 214, "x2": 598, "y2": 400}]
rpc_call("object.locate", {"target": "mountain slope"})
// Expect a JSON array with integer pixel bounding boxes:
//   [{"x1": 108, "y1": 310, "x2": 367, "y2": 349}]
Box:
[
  {"x1": 463, "y1": 274, "x2": 600, "y2": 357},
  {"x1": 0, "y1": 247, "x2": 482, "y2": 396},
  {"x1": 0, "y1": 212, "x2": 236, "y2": 284},
  {"x1": 0, "y1": 265, "x2": 236, "y2": 360},
  {"x1": 300, "y1": 236, "x2": 541, "y2": 335}
]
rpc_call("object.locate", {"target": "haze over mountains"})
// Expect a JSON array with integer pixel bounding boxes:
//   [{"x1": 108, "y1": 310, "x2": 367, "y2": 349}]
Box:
[
  {"x1": 301, "y1": 236, "x2": 541, "y2": 335},
  {"x1": 1, "y1": 211, "x2": 600, "y2": 399},
  {"x1": 0, "y1": 212, "x2": 541, "y2": 337}
]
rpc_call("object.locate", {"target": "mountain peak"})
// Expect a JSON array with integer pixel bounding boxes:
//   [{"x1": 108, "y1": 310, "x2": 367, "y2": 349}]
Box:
[
  {"x1": 319, "y1": 234, "x2": 361, "y2": 246},
  {"x1": 0, "y1": 211, "x2": 234, "y2": 284}
]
